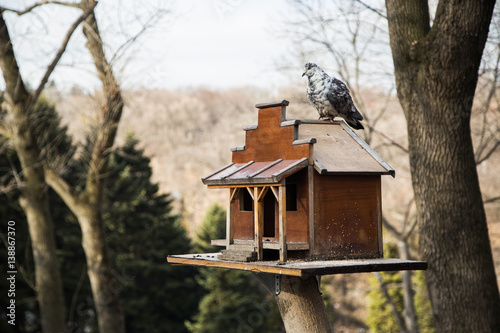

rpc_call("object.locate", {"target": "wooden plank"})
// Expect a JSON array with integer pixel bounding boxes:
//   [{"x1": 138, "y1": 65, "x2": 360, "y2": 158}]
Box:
[
  {"x1": 255, "y1": 99, "x2": 289, "y2": 109},
  {"x1": 201, "y1": 162, "x2": 234, "y2": 181},
  {"x1": 313, "y1": 174, "x2": 382, "y2": 258},
  {"x1": 298, "y1": 123, "x2": 389, "y2": 174},
  {"x1": 271, "y1": 186, "x2": 279, "y2": 200},
  {"x1": 340, "y1": 122, "x2": 395, "y2": 177},
  {"x1": 243, "y1": 125, "x2": 258, "y2": 131},
  {"x1": 232, "y1": 106, "x2": 311, "y2": 163},
  {"x1": 254, "y1": 187, "x2": 264, "y2": 260},
  {"x1": 229, "y1": 187, "x2": 240, "y2": 203},
  {"x1": 212, "y1": 239, "x2": 309, "y2": 250},
  {"x1": 308, "y1": 165, "x2": 315, "y2": 255},
  {"x1": 208, "y1": 184, "x2": 281, "y2": 189},
  {"x1": 227, "y1": 188, "x2": 240, "y2": 247},
  {"x1": 279, "y1": 180, "x2": 287, "y2": 262},
  {"x1": 167, "y1": 254, "x2": 427, "y2": 277},
  {"x1": 230, "y1": 146, "x2": 246, "y2": 152},
  {"x1": 292, "y1": 138, "x2": 317, "y2": 145},
  {"x1": 222, "y1": 160, "x2": 254, "y2": 179},
  {"x1": 257, "y1": 186, "x2": 269, "y2": 202},
  {"x1": 248, "y1": 159, "x2": 283, "y2": 178}
]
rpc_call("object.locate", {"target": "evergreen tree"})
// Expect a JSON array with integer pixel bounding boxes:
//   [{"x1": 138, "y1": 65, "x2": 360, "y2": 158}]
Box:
[
  {"x1": 1, "y1": 120, "x2": 203, "y2": 332},
  {"x1": 60, "y1": 134, "x2": 202, "y2": 332},
  {"x1": 187, "y1": 204, "x2": 285, "y2": 333},
  {"x1": 366, "y1": 243, "x2": 435, "y2": 333},
  {"x1": 104, "y1": 134, "x2": 202, "y2": 333}
]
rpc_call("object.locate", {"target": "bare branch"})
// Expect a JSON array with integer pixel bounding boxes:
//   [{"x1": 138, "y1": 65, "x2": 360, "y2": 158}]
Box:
[
  {"x1": 109, "y1": 9, "x2": 168, "y2": 67},
  {"x1": 44, "y1": 166, "x2": 81, "y2": 212},
  {"x1": 355, "y1": 0, "x2": 387, "y2": 19},
  {"x1": 29, "y1": 1, "x2": 97, "y2": 109},
  {"x1": 367, "y1": 124, "x2": 409, "y2": 153},
  {"x1": 374, "y1": 272, "x2": 408, "y2": 333},
  {"x1": 0, "y1": 1, "x2": 80, "y2": 15},
  {"x1": 476, "y1": 139, "x2": 500, "y2": 165},
  {"x1": 382, "y1": 216, "x2": 402, "y2": 239},
  {"x1": 484, "y1": 196, "x2": 500, "y2": 204}
]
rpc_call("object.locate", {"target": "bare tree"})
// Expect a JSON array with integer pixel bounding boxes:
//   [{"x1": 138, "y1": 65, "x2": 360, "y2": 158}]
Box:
[
  {"x1": 1, "y1": 1, "x2": 166, "y2": 332},
  {"x1": 0, "y1": 4, "x2": 96, "y2": 332}
]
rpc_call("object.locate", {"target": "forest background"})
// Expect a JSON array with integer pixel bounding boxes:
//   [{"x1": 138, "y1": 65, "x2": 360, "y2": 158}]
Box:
[{"x1": 1, "y1": 1, "x2": 499, "y2": 332}]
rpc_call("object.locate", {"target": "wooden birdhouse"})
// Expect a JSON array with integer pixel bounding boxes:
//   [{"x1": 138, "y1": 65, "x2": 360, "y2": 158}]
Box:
[{"x1": 201, "y1": 100, "x2": 394, "y2": 263}]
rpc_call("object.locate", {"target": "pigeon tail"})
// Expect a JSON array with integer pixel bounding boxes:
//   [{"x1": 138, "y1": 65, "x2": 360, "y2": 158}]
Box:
[{"x1": 345, "y1": 117, "x2": 364, "y2": 130}]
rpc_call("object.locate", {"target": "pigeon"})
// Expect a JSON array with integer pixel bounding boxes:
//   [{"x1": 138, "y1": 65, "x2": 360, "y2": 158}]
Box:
[{"x1": 302, "y1": 62, "x2": 364, "y2": 130}]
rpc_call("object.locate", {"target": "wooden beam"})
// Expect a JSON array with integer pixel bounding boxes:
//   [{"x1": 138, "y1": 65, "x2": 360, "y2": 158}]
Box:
[
  {"x1": 308, "y1": 165, "x2": 315, "y2": 255},
  {"x1": 279, "y1": 180, "x2": 287, "y2": 262},
  {"x1": 229, "y1": 187, "x2": 240, "y2": 203},
  {"x1": 257, "y1": 186, "x2": 269, "y2": 202},
  {"x1": 208, "y1": 184, "x2": 280, "y2": 189},
  {"x1": 167, "y1": 254, "x2": 428, "y2": 277},
  {"x1": 271, "y1": 186, "x2": 279, "y2": 200},
  {"x1": 246, "y1": 186, "x2": 255, "y2": 200},
  {"x1": 227, "y1": 188, "x2": 238, "y2": 247},
  {"x1": 254, "y1": 187, "x2": 264, "y2": 260}
]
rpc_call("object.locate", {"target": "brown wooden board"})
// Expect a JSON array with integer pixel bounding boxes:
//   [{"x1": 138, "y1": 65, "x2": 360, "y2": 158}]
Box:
[
  {"x1": 232, "y1": 106, "x2": 311, "y2": 163},
  {"x1": 285, "y1": 168, "x2": 309, "y2": 244},
  {"x1": 313, "y1": 174, "x2": 382, "y2": 258},
  {"x1": 167, "y1": 254, "x2": 427, "y2": 277},
  {"x1": 298, "y1": 123, "x2": 389, "y2": 174}
]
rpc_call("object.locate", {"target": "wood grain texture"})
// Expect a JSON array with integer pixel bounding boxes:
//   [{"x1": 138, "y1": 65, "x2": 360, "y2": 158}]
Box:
[
  {"x1": 313, "y1": 174, "x2": 382, "y2": 258},
  {"x1": 232, "y1": 106, "x2": 311, "y2": 162},
  {"x1": 167, "y1": 254, "x2": 427, "y2": 277}
]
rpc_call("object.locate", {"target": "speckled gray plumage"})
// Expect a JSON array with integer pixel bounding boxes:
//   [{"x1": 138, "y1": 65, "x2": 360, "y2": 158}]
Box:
[{"x1": 302, "y1": 63, "x2": 364, "y2": 130}]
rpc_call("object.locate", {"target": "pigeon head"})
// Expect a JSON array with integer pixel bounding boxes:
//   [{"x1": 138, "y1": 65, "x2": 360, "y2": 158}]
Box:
[{"x1": 302, "y1": 62, "x2": 320, "y2": 77}]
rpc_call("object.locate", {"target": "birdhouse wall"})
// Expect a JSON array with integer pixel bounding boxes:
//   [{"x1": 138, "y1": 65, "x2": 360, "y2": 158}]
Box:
[
  {"x1": 284, "y1": 168, "x2": 309, "y2": 243},
  {"x1": 232, "y1": 106, "x2": 311, "y2": 163},
  {"x1": 232, "y1": 193, "x2": 254, "y2": 240},
  {"x1": 229, "y1": 168, "x2": 310, "y2": 244},
  {"x1": 312, "y1": 173, "x2": 383, "y2": 259}
]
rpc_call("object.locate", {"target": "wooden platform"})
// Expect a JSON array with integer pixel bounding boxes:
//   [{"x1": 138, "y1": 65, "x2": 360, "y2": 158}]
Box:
[{"x1": 167, "y1": 253, "x2": 427, "y2": 277}]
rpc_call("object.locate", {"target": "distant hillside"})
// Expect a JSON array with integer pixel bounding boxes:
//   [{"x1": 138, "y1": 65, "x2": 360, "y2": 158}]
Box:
[{"x1": 55, "y1": 85, "x2": 500, "y2": 332}]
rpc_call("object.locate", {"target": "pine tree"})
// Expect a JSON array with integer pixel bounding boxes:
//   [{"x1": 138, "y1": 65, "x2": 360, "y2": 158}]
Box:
[
  {"x1": 103, "y1": 134, "x2": 202, "y2": 333},
  {"x1": 1, "y1": 124, "x2": 203, "y2": 332},
  {"x1": 187, "y1": 204, "x2": 285, "y2": 333}
]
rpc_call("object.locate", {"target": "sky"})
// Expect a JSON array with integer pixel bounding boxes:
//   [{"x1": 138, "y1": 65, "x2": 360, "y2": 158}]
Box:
[{"x1": 0, "y1": 0, "x2": 299, "y2": 92}]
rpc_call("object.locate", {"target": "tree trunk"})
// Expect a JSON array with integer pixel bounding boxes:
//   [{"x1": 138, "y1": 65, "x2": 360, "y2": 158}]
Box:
[
  {"x1": 0, "y1": 14, "x2": 66, "y2": 333},
  {"x1": 386, "y1": 1, "x2": 500, "y2": 331},
  {"x1": 78, "y1": 208, "x2": 124, "y2": 333},
  {"x1": 42, "y1": 2, "x2": 126, "y2": 332},
  {"x1": 274, "y1": 275, "x2": 332, "y2": 333}
]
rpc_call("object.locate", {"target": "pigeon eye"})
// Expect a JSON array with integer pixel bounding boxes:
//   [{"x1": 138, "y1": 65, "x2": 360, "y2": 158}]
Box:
[{"x1": 308, "y1": 66, "x2": 311, "y2": 70}]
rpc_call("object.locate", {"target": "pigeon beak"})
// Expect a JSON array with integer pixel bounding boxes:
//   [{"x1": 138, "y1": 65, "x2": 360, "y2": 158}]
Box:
[{"x1": 302, "y1": 71, "x2": 306, "y2": 77}]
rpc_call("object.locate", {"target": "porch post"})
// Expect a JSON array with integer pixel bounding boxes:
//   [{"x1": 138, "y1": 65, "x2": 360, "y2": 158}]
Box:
[
  {"x1": 227, "y1": 187, "x2": 238, "y2": 247},
  {"x1": 254, "y1": 187, "x2": 264, "y2": 260},
  {"x1": 279, "y1": 180, "x2": 287, "y2": 262}
]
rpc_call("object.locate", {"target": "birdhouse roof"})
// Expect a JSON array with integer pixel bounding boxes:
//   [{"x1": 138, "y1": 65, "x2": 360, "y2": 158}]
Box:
[{"x1": 202, "y1": 100, "x2": 394, "y2": 187}]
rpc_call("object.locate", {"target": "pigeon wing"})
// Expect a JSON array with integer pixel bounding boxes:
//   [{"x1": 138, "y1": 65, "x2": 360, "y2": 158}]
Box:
[{"x1": 326, "y1": 78, "x2": 363, "y2": 121}]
